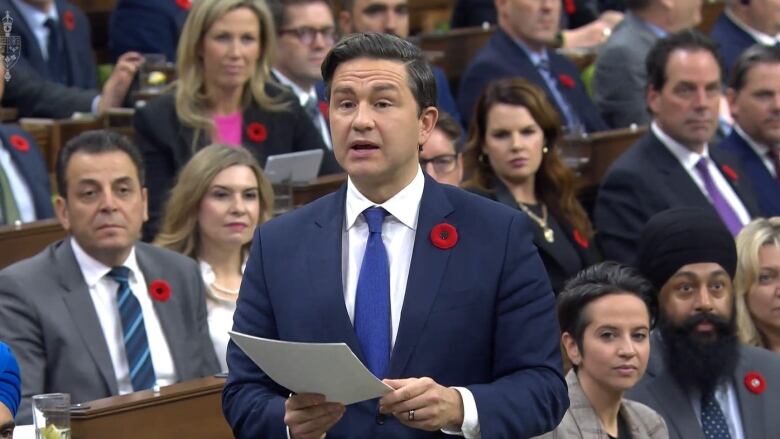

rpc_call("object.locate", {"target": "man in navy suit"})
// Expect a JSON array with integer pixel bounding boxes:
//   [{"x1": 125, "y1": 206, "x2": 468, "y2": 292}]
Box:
[
  {"x1": 109, "y1": 0, "x2": 190, "y2": 63},
  {"x1": 719, "y1": 44, "x2": 780, "y2": 216},
  {"x1": 594, "y1": 30, "x2": 761, "y2": 265},
  {"x1": 0, "y1": 63, "x2": 53, "y2": 224},
  {"x1": 222, "y1": 33, "x2": 568, "y2": 439},
  {"x1": 710, "y1": 0, "x2": 780, "y2": 80},
  {"x1": 0, "y1": 0, "x2": 97, "y2": 88},
  {"x1": 336, "y1": 0, "x2": 462, "y2": 126},
  {"x1": 458, "y1": 0, "x2": 607, "y2": 133}
]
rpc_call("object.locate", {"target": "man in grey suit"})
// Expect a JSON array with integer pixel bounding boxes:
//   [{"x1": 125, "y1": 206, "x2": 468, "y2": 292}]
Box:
[
  {"x1": 0, "y1": 130, "x2": 220, "y2": 423},
  {"x1": 593, "y1": 0, "x2": 702, "y2": 128},
  {"x1": 627, "y1": 207, "x2": 780, "y2": 439}
]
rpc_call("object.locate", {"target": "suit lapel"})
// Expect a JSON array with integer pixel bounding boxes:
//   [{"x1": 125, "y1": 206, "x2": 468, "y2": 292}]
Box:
[
  {"x1": 135, "y1": 244, "x2": 186, "y2": 380},
  {"x1": 59, "y1": 3, "x2": 80, "y2": 86},
  {"x1": 387, "y1": 177, "x2": 454, "y2": 378},
  {"x1": 56, "y1": 239, "x2": 118, "y2": 394},
  {"x1": 645, "y1": 134, "x2": 712, "y2": 209},
  {"x1": 6, "y1": 1, "x2": 47, "y2": 68},
  {"x1": 733, "y1": 349, "x2": 765, "y2": 439},
  {"x1": 710, "y1": 147, "x2": 761, "y2": 217},
  {"x1": 306, "y1": 185, "x2": 365, "y2": 358}
]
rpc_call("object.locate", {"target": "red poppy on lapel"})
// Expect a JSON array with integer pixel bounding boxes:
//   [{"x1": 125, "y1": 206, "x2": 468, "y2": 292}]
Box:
[
  {"x1": 721, "y1": 164, "x2": 739, "y2": 182},
  {"x1": 558, "y1": 74, "x2": 576, "y2": 89},
  {"x1": 573, "y1": 229, "x2": 589, "y2": 249},
  {"x1": 430, "y1": 223, "x2": 458, "y2": 249},
  {"x1": 318, "y1": 101, "x2": 329, "y2": 120},
  {"x1": 175, "y1": 0, "x2": 192, "y2": 10},
  {"x1": 149, "y1": 280, "x2": 172, "y2": 302},
  {"x1": 744, "y1": 371, "x2": 766, "y2": 394},
  {"x1": 9, "y1": 135, "x2": 30, "y2": 152},
  {"x1": 62, "y1": 10, "x2": 76, "y2": 31},
  {"x1": 563, "y1": 0, "x2": 576, "y2": 15},
  {"x1": 246, "y1": 122, "x2": 268, "y2": 143}
]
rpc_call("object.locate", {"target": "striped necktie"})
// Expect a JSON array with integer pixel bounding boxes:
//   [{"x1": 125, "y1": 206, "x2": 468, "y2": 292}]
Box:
[{"x1": 106, "y1": 266, "x2": 156, "y2": 391}]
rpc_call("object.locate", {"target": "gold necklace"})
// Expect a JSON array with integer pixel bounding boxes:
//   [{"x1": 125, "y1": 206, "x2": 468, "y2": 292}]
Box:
[{"x1": 517, "y1": 202, "x2": 554, "y2": 243}]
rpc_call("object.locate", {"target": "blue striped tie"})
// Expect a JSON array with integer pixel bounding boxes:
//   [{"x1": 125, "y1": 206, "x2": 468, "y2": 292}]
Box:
[{"x1": 107, "y1": 266, "x2": 156, "y2": 391}]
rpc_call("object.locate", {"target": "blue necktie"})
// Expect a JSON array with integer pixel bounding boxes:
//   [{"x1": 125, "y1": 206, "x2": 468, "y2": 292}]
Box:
[
  {"x1": 353, "y1": 207, "x2": 391, "y2": 378},
  {"x1": 43, "y1": 18, "x2": 68, "y2": 85},
  {"x1": 701, "y1": 391, "x2": 733, "y2": 439},
  {"x1": 106, "y1": 266, "x2": 156, "y2": 391}
]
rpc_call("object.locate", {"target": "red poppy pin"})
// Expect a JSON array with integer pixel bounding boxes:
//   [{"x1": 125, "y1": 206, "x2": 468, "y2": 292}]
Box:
[
  {"x1": 246, "y1": 122, "x2": 268, "y2": 143},
  {"x1": 149, "y1": 280, "x2": 172, "y2": 302},
  {"x1": 62, "y1": 10, "x2": 76, "y2": 31},
  {"x1": 175, "y1": 0, "x2": 192, "y2": 10},
  {"x1": 430, "y1": 223, "x2": 458, "y2": 250},
  {"x1": 9, "y1": 135, "x2": 29, "y2": 153},
  {"x1": 318, "y1": 101, "x2": 329, "y2": 120},
  {"x1": 573, "y1": 229, "x2": 589, "y2": 249},
  {"x1": 744, "y1": 371, "x2": 766, "y2": 394},
  {"x1": 721, "y1": 164, "x2": 739, "y2": 182},
  {"x1": 558, "y1": 74, "x2": 576, "y2": 89},
  {"x1": 563, "y1": 0, "x2": 576, "y2": 15}
]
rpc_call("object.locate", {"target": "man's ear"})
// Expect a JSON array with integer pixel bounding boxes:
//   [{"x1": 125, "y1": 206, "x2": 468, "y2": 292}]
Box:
[
  {"x1": 417, "y1": 106, "x2": 439, "y2": 146},
  {"x1": 141, "y1": 187, "x2": 149, "y2": 222},
  {"x1": 54, "y1": 196, "x2": 70, "y2": 231},
  {"x1": 726, "y1": 88, "x2": 739, "y2": 120}
]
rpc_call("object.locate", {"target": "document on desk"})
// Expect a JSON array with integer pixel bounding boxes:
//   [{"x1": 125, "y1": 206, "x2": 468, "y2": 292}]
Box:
[{"x1": 229, "y1": 331, "x2": 393, "y2": 405}]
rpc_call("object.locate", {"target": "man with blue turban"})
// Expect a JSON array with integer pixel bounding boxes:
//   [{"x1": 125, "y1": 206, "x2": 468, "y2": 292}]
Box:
[{"x1": 0, "y1": 341, "x2": 20, "y2": 437}]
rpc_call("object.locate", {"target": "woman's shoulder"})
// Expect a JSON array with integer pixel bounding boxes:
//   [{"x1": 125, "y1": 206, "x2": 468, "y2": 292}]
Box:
[{"x1": 621, "y1": 398, "x2": 668, "y2": 438}]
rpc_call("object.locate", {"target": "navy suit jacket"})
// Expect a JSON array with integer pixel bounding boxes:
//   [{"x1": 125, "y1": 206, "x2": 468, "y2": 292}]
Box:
[
  {"x1": 457, "y1": 28, "x2": 606, "y2": 132},
  {"x1": 0, "y1": 125, "x2": 53, "y2": 220},
  {"x1": 710, "y1": 13, "x2": 758, "y2": 81},
  {"x1": 0, "y1": 0, "x2": 96, "y2": 89},
  {"x1": 223, "y1": 176, "x2": 568, "y2": 439},
  {"x1": 109, "y1": 0, "x2": 189, "y2": 62},
  {"x1": 594, "y1": 131, "x2": 762, "y2": 264},
  {"x1": 716, "y1": 130, "x2": 780, "y2": 217}
]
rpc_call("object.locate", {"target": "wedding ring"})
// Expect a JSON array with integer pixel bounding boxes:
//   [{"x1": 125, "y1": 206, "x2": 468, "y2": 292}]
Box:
[{"x1": 408, "y1": 410, "x2": 415, "y2": 421}]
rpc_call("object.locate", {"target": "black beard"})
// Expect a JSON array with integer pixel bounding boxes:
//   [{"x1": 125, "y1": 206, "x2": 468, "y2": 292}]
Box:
[{"x1": 659, "y1": 312, "x2": 739, "y2": 395}]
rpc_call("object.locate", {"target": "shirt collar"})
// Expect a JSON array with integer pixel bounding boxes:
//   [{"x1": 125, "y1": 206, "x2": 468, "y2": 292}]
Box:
[
  {"x1": 652, "y1": 121, "x2": 711, "y2": 170},
  {"x1": 726, "y1": 9, "x2": 780, "y2": 46},
  {"x1": 345, "y1": 166, "x2": 425, "y2": 232},
  {"x1": 70, "y1": 237, "x2": 141, "y2": 287},
  {"x1": 733, "y1": 123, "x2": 773, "y2": 157},
  {"x1": 11, "y1": 0, "x2": 58, "y2": 26},
  {"x1": 272, "y1": 68, "x2": 317, "y2": 107},
  {"x1": 511, "y1": 37, "x2": 549, "y2": 66},
  {"x1": 636, "y1": 14, "x2": 668, "y2": 38}
]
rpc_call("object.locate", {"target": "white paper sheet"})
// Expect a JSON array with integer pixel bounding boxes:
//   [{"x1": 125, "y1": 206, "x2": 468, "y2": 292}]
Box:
[{"x1": 229, "y1": 331, "x2": 393, "y2": 405}]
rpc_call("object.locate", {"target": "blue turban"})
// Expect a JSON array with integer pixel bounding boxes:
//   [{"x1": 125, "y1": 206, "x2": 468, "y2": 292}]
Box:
[{"x1": 0, "y1": 342, "x2": 21, "y2": 417}]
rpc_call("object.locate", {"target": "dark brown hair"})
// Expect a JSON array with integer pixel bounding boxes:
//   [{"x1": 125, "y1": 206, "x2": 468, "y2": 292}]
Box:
[{"x1": 462, "y1": 78, "x2": 593, "y2": 238}]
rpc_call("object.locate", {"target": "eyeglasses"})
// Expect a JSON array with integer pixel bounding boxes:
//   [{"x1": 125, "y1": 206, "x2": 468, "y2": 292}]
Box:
[
  {"x1": 420, "y1": 154, "x2": 458, "y2": 175},
  {"x1": 278, "y1": 26, "x2": 336, "y2": 45}
]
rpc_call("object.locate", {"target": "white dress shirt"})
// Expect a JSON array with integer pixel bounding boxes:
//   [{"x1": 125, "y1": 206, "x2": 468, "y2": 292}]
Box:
[
  {"x1": 652, "y1": 122, "x2": 751, "y2": 226},
  {"x1": 272, "y1": 68, "x2": 332, "y2": 150},
  {"x1": 342, "y1": 167, "x2": 480, "y2": 438},
  {"x1": 70, "y1": 238, "x2": 176, "y2": 394},
  {"x1": 199, "y1": 259, "x2": 244, "y2": 373},
  {"x1": 688, "y1": 381, "x2": 746, "y2": 439},
  {"x1": 733, "y1": 124, "x2": 778, "y2": 178},
  {"x1": 0, "y1": 139, "x2": 37, "y2": 222},
  {"x1": 11, "y1": 0, "x2": 59, "y2": 61},
  {"x1": 726, "y1": 9, "x2": 780, "y2": 46}
]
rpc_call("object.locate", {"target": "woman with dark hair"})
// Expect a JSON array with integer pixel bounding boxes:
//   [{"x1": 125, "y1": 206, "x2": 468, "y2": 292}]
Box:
[
  {"x1": 534, "y1": 261, "x2": 667, "y2": 439},
  {"x1": 463, "y1": 77, "x2": 598, "y2": 293}
]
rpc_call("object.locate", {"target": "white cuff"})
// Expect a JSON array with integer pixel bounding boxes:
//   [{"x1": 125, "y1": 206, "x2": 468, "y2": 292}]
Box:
[{"x1": 440, "y1": 387, "x2": 480, "y2": 438}]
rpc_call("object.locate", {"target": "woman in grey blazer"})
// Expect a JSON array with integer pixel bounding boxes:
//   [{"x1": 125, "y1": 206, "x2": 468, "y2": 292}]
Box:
[{"x1": 535, "y1": 262, "x2": 668, "y2": 439}]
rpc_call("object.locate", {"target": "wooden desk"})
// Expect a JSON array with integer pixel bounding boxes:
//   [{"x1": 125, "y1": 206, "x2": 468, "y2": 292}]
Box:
[
  {"x1": 0, "y1": 219, "x2": 66, "y2": 269},
  {"x1": 71, "y1": 376, "x2": 233, "y2": 439},
  {"x1": 0, "y1": 107, "x2": 18, "y2": 122},
  {"x1": 292, "y1": 173, "x2": 347, "y2": 207},
  {"x1": 418, "y1": 26, "x2": 493, "y2": 89},
  {"x1": 19, "y1": 117, "x2": 107, "y2": 173},
  {"x1": 410, "y1": 0, "x2": 455, "y2": 34}
]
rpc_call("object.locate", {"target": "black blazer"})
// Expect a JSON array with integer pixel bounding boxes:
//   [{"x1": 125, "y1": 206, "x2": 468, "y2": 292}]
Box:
[
  {"x1": 469, "y1": 182, "x2": 599, "y2": 293},
  {"x1": 1, "y1": 62, "x2": 96, "y2": 118},
  {"x1": 716, "y1": 130, "x2": 780, "y2": 217},
  {"x1": 594, "y1": 131, "x2": 762, "y2": 264},
  {"x1": 134, "y1": 83, "x2": 341, "y2": 240}
]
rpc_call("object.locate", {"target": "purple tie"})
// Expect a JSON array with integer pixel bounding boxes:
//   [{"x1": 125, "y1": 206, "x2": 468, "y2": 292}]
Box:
[{"x1": 695, "y1": 158, "x2": 743, "y2": 236}]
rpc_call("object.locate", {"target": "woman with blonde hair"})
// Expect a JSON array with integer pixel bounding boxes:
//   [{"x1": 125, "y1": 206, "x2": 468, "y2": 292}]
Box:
[
  {"x1": 135, "y1": 0, "x2": 338, "y2": 240},
  {"x1": 735, "y1": 217, "x2": 780, "y2": 353},
  {"x1": 156, "y1": 144, "x2": 274, "y2": 371}
]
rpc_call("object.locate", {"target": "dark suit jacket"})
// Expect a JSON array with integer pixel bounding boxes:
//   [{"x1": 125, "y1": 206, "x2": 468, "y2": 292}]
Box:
[
  {"x1": 0, "y1": 0, "x2": 96, "y2": 88},
  {"x1": 133, "y1": 85, "x2": 341, "y2": 241},
  {"x1": 109, "y1": 0, "x2": 189, "y2": 62},
  {"x1": 626, "y1": 333, "x2": 780, "y2": 439},
  {"x1": 1, "y1": 62, "x2": 96, "y2": 118},
  {"x1": 0, "y1": 239, "x2": 220, "y2": 423},
  {"x1": 710, "y1": 13, "x2": 759, "y2": 81},
  {"x1": 222, "y1": 175, "x2": 568, "y2": 439},
  {"x1": 716, "y1": 130, "x2": 780, "y2": 217},
  {"x1": 469, "y1": 182, "x2": 599, "y2": 294},
  {"x1": 594, "y1": 131, "x2": 762, "y2": 264},
  {"x1": 0, "y1": 124, "x2": 53, "y2": 220},
  {"x1": 457, "y1": 28, "x2": 607, "y2": 133}
]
